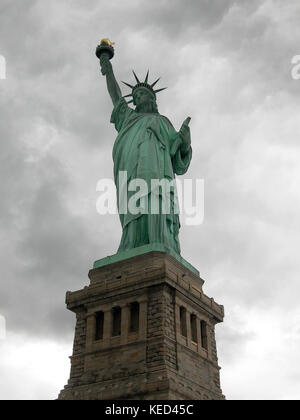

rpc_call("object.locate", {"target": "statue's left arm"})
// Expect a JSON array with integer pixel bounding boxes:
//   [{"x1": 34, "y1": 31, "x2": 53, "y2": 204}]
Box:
[
  {"x1": 170, "y1": 117, "x2": 192, "y2": 175},
  {"x1": 179, "y1": 117, "x2": 191, "y2": 154}
]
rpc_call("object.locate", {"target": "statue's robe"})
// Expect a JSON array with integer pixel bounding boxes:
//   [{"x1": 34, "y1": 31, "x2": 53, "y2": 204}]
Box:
[{"x1": 111, "y1": 98, "x2": 192, "y2": 255}]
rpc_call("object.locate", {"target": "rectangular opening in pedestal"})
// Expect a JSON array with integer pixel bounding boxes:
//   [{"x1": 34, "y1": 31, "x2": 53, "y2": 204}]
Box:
[
  {"x1": 95, "y1": 311, "x2": 104, "y2": 341},
  {"x1": 200, "y1": 320, "x2": 208, "y2": 350},
  {"x1": 180, "y1": 306, "x2": 187, "y2": 337},
  {"x1": 129, "y1": 302, "x2": 140, "y2": 333},
  {"x1": 112, "y1": 306, "x2": 121, "y2": 337},
  {"x1": 190, "y1": 314, "x2": 198, "y2": 343}
]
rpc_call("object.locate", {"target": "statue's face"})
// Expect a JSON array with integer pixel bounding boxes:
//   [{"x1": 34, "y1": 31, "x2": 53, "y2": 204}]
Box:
[{"x1": 133, "y1": 88, "x2": 152, "y2": 107}]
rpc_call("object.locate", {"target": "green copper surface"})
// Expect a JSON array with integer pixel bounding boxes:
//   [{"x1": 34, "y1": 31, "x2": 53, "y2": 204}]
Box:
[
  {"x1": 93, "y1": 243, "x2": 199, "y2": 276},
  {"x1": 98, "y1": 43, "x2": 192, "y2": 259}
]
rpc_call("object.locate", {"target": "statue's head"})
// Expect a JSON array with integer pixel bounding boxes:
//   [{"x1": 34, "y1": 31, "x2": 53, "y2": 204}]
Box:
[
  {"x1": 122, "y1": 70, "x2": 166, "y2": 114},
  {"x1": 133, "y1": 87, "x2": 158, "y2": 113}
]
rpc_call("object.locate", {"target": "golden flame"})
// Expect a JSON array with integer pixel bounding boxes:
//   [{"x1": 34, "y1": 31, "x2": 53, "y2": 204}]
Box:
[{"x1": 100, "y1": 38, "x2": 115, "y2": 47}]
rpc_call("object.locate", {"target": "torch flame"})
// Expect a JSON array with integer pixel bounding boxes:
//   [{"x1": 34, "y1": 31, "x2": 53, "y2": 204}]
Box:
[{"x1": 100, "y1": 38, "x2": 115, "y2": 47}]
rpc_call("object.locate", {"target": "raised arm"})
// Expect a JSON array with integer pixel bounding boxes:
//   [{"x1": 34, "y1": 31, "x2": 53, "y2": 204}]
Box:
[{"x1": 100, "y1": 54, "x2": 122, "y2": 106}]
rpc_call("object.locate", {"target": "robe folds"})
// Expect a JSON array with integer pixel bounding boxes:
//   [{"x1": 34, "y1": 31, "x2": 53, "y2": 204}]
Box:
[{"x1": 111, "y1": 98, "x2": 192, "y2": 255}]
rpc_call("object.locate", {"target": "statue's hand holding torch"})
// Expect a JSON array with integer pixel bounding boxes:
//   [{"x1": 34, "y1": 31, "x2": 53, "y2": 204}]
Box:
[{"x1": 96, "y1": 38, "x2": 115, "y2": 76}]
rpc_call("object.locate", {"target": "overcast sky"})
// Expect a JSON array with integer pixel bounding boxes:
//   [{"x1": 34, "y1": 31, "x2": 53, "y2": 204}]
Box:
[{"x1": 0, "y1": 0, "x2": 299, "y2": 400}]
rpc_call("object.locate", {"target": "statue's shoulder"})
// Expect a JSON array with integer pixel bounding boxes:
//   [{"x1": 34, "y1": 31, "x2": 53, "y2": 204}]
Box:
[{"x1": 159, "y1": 114, "x2": 174, "y2": 128}]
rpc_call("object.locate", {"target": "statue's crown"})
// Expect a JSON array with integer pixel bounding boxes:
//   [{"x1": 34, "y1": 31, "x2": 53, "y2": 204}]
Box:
[{"x1": 122, "y1": 71, "x2": 167, "y2": 104}]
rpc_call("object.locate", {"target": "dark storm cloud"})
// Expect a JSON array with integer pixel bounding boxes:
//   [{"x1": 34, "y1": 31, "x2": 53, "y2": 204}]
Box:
[
  {"x1": 116, "y1": 0, "x2": 263, "y2": 39},
  {"x1": 0, "y1": 141, "x2": 117, "y2": 337},
  {"x1": 0, "y1": 0, "x2": 118, "y2": 337},
  {"x1": 0, "y1": 72, "x2": 118, "y2": 336}
]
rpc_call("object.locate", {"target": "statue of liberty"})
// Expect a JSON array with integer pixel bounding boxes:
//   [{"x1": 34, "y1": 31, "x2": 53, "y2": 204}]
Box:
[{"x1": 97, "y1": 40, "x2": 192, "y2": 256}]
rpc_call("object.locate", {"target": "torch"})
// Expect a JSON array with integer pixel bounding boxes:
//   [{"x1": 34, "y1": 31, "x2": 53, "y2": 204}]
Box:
[{"x1": 96, "y1": 38, "x2": 115, "y2": 61}]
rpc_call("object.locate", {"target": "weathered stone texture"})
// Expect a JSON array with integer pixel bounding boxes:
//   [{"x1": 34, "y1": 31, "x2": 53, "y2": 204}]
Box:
[{"x1": 58, "y1": 251, "x2": 225, "y2": 400}]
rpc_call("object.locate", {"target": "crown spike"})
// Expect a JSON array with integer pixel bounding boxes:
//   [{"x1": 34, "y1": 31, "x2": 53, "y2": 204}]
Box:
[
  {"x1": 127, "y1": 99, "x2": 134, "y2": 104},
  {"x1": 123, "y1": 93, "x2": 133, "y2": 98},
  {"x1": 122, "y1": 81, "x2": 134, "y2": 89},
  {"x1": 151, "y1": 78, "x2": 160, "y2": 88},
  {"x1": 144, "y1": 70, "x2": 149, "y2": 84},
  {"x1": 132, "y1": 70, "x2": 140, "y2": 84},
  {"x1": 154, "y1": 87, "x2": 167, "y2": 94}
]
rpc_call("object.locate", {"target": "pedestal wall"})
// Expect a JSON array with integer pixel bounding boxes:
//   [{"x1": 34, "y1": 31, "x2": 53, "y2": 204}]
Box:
[{"x1": 58, "y1": 251, "x2": 225, "y2": 400}]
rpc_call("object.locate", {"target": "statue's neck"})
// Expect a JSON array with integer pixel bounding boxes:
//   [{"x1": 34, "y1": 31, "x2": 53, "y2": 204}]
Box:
[{"x1": 136, "y1": 103, "x2": 154, "y2": 113}]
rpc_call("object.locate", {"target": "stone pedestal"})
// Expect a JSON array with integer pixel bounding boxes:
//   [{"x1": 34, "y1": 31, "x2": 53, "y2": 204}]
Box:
[{"x1": 58, "y1": 250, "x2": 225, "y2": 400}]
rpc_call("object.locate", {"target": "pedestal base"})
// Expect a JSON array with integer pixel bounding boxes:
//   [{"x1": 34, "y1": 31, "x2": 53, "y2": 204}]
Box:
[{"x1": 58, "y1": 250, "x2": 225, "y2": 400}]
